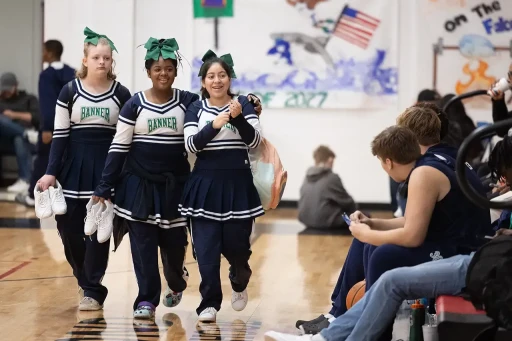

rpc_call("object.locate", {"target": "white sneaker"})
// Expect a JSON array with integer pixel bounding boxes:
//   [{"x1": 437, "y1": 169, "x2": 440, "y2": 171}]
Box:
[
  {"x1": 84, "y1": 199, "x2": 102, "y2": 236},
  {"x1": 231, "y1": 289, "x2": 248, "y2": 311},
  {"x1": 49, "y1": 180, "x2": 67, "y2": 215},
  {"x1": 198, "y1": 307, "x2": 217, "y2": 322},
  {"x1": 96, "y1": 201, "x2": 114, "y2": 243},
  {"x1": 15, "y1": 192, "x2": 35, "y2": 207},
  {"x1": 7, "y1": 179, "x2": 30, "y2": 193},
  {"x1": 265, "y1": 331, "x2": 317, "y2": 341},
  {"x1": 25, "y1": 129, "x2": 39, "y2": 145},
  {"x1": 78, "y1": 297, "x2": 103, "y2": 311},
  {"x1": 34, "y1": 184, "x2": 53, "y2": 219}
]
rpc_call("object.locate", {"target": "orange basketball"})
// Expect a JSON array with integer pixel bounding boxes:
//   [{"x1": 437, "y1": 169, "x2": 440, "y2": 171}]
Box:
[{"x1": 346, "y1": 280, "x2": 366, "y2": 309}]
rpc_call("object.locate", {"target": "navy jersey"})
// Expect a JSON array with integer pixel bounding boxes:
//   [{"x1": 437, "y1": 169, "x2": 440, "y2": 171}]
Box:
[
  {"x1": 94, "y1": 89, "x2": 199, "y2": 199},
  {"x1": 183, "y1": 95, "x2": 262, "y2": 169},
  {"x1": 412, "y1": 152, "x2": 491, "y2": 246},
  {"x1": 46, "y1": 79, "x2": 131, "y2": 199}
]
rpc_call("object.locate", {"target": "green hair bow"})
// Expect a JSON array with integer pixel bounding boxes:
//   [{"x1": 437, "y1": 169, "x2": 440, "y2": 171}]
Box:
[
  {"x1": 144, "y1": 37, "x2": 180, "y2": 61},
  {"x1": 198, "y1": 49, "x2": 237, "y2": 79},
  {"x1": 83, "y1": 27, "x2": 118, "y2": 53}
]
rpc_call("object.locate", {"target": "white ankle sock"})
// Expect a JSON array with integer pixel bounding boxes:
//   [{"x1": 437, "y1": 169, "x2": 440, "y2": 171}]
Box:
[{"x1": 323, "y1": 313, "x2": 335, "y2": 322}]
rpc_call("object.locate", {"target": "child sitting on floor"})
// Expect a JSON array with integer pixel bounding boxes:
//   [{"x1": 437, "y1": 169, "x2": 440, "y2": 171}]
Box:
[{"x1": 298, "y1": 146, "x2": 356, "y2": 230}]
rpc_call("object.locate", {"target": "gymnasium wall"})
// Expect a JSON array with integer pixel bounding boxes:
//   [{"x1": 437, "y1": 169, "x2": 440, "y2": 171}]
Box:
[
  {"x1": 0, "y1": 0, "x2": 42, "y2": 94},
  {"x1": 43, "y1": 0, "x2": 510, "y2": 205}
]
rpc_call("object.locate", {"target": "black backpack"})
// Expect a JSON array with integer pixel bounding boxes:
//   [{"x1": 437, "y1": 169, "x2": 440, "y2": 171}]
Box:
[{"x1": 465, "y1": 235, "x2": 512, "y2": 334}]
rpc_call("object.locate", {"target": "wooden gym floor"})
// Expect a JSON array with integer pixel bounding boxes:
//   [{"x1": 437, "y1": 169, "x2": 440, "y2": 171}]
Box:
[{"x1": 0, "y1": 202, "x2": 392, "y2": 341}]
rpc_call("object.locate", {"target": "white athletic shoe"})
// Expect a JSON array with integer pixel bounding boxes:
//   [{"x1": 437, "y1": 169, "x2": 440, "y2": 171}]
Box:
[
  {"x1": 84, "y1": 199, "x2": 102, "y2": 236},
  {"x1": 96, "y1": 201, "x2": 114, "y2": 243},
  {"x1": 49, "y1": 180, "x2": 67, "y2": 215},
  {"x1": 7, "y1": 179, "x2": 29, "y2": 193},
  {"x1": 198, "y1": 307, "x2": 217, "y2": 322},
  {"x1": 34, "y1": 184, "x2": 53, "y2": 219},
  {"x1": 265, "y1": 331, "x2": 318, "y2": 341},
  {"x1": 231, "y1": 289, "x2": 248, "y2": 311},
  {"x1": 78, "y1": 297, "x2": 103, "y2": 311}
]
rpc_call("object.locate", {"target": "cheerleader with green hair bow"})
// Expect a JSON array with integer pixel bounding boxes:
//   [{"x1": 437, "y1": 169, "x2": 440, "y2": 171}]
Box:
[
  {"x1": 38, "y1": 26, "x2": 132, "y2": 312},
  {"x1": 93, "y1": 37, "x2": 261, "y2": 320}
]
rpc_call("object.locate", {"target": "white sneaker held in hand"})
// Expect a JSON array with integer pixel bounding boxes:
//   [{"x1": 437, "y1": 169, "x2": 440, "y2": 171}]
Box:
[
  {"x1": 96, "y1": 200, "x2": 114, "y2": 243},
  {"x1": 34, "y1": 184, "x2": 53, "y2": 219},
  {"x1": 84, "y1": 199, "x2": 102, "y2": 235},
  {"x1": 49, "y1": 180, "x2": 67, "y2": 215}
]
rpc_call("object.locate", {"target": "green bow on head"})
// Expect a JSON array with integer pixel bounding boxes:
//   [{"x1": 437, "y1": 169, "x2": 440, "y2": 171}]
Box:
[
  {"x1": 83, "y1": 27, "x2": 118, "y2": 53},
  {"x1": 144, "y1": 37, "x2": 180, "y2": 61},
  {"x1": 198, "y1": 49, "x2": 237, "y2": 79}
]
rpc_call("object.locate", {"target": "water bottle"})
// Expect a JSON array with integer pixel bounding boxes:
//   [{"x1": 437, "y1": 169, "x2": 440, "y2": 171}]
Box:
[{"x1": 409, "y1": 300, "x2": 425, "y2": 341}]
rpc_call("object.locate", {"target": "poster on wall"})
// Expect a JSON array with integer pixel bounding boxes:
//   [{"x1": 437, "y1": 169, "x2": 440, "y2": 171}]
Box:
[
  {"x1": 422, "y1": 0, "x2": 512, "y2": 110},
  {"x1": 191, "y1": 0, "x2": 399, "y2": 109}
]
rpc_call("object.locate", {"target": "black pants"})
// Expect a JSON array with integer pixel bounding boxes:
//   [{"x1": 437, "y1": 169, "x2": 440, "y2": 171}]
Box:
[
  {"x1": 191, "y1": 218, "x2": 253, "y2": 315},
  {"x1": 55, "y1": 200, "x2": 110, "y2": 304},
  {"x1": 29, "y1": 137, "x2": 51, "y2": 199},
  {"x1": 127, "y1": 221, "x2": 189, "y2": 311}
]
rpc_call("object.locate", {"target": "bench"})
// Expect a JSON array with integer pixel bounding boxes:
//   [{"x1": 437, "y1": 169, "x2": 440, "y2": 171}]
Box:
[{"x1": 436, "y1": 295, "x2": 512, "y2": 341}]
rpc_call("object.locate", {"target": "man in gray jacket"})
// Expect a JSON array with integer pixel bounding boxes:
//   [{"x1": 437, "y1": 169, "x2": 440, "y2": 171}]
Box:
[{"x1": 298, "y1": 146, "x2": 356, "y2": 230}]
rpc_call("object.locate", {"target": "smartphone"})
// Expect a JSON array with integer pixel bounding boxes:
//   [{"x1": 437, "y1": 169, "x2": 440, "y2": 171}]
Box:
[{"x1": 342, "y1": 213, "x2": 351, "y2": 225}]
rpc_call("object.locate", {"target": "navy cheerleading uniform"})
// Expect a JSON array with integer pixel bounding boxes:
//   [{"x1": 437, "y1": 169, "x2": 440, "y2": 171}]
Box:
[
  {"x1": 46, "y1": 79, "x2": 131, "y2": 305},
  {"x1": 94, "y1": 89, "x2": 198, "y2": 312},
  {"x1": 180, "y1": 95, "x2": 264, "y2": 314}
]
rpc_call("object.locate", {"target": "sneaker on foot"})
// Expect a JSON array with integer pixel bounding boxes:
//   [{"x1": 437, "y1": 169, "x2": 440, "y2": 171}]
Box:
[
  {"x1": 15, "y1": 192, "x2": 35, "y2": 207},
  {"x1": 79, "y1": 297, "x2": 103, "y2": 311},
  {"x1": 84, "y1": 199, "x2": 102, "y2": 235},
  {"x1": 134, "y1": 302, "x2": 155, "y2": 320},
  {"x1": 296, "y1": 314, "x2": 328, "y2": 330},
  {"x1": 299, "y1": 316, "x2": 331, "y2": 335},
  {"x1": 231, "y1": 289, "x2": 248, "y2": 311},
  {"x1": 49, "y1": 180, "x2": 67, "y2": 215},
  {"x1": 24, "y1": 129, "x2": 39, "y2": 145},
  {"x1": 198, "y1": 307, "x2": 217, "y2": 322},
  {"x1": 34, "y1": 184, "x2": 53, "y2": 219},
  {"x1": 265, "y1": 331, "x2": 319, "y2": 341},
  {"x1": 162, "y1": 287, "x2": 183, "y2": 308},
  {"x1": 8, "y1": 179, "x2": 30, "y2": 193},
  {"x1": 96, "y1": 200, "x2": 114, "y2": 243}
]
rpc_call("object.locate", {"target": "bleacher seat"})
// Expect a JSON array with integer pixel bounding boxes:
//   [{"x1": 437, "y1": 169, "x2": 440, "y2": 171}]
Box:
[{"x1": 436, "y1": 295, "x2": 512, "y2": 341}]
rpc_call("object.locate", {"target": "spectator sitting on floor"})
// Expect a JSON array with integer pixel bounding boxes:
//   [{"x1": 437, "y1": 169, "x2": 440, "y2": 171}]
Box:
[
  {"x1": 298, "y1": 145, "x2": 356, "y2": 231},
  {"x1": 16, "y1": 40, "x2": 75, "y2": 206},
  {"x1": 0, "y1": 72, "x2": 40, "y2": 193}
]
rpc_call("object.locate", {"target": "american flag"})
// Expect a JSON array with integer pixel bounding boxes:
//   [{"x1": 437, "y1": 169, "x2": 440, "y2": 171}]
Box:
[{"x1": 333, "y1": 6, "x2": 381, "y2": 49}]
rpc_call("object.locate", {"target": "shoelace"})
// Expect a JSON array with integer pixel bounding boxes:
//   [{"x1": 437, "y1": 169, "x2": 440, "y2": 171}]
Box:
[
  {"x1": 38, "y1": 194, "x2": 46, "y2": 206},
  {"x1": 233, "y1": 292, "x2": 245, "y2": 301}
]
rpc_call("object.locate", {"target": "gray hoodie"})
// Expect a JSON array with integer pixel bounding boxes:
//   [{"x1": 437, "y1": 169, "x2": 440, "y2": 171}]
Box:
[{"x1": 298, "y1": 166, "x2": 356, "y2": 229}]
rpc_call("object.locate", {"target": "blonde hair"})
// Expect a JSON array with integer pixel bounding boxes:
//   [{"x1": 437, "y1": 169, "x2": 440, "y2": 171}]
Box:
[{"x1": 76, "y1": 37, "x2": 117, "y2": 80}]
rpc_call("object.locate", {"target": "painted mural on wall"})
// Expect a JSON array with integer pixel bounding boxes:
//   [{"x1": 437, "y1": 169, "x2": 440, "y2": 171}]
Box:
[
  {"x1": 426, "y1": 0, "x2": 512, "y2": 108},
  {"x1": 191, "y1": 0, "x2": 399, "y2": 109}
]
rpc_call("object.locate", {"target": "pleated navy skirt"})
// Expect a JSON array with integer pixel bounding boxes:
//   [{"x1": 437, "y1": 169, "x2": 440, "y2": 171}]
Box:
[
  {"x1": 113, "y1": 171, "x2": 188, "y2": 229},
  {"x1": 179, "y1": 168, "x2": 264, "y2": 221},
  {"x1": 58, "y1": 140, "x2": 113, "y2": 200}
]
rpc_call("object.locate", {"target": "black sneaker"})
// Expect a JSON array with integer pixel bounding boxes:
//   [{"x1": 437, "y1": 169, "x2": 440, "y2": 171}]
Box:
[
  {"x1": 295, "y1": 314, "x2": 326, "y2": 329},
  {"x1": 300, "y1": 318, "x2": 330, "y2": 335},
  {"x1": 296, "y1": 315, "x2": 329, "y2": 334}
]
